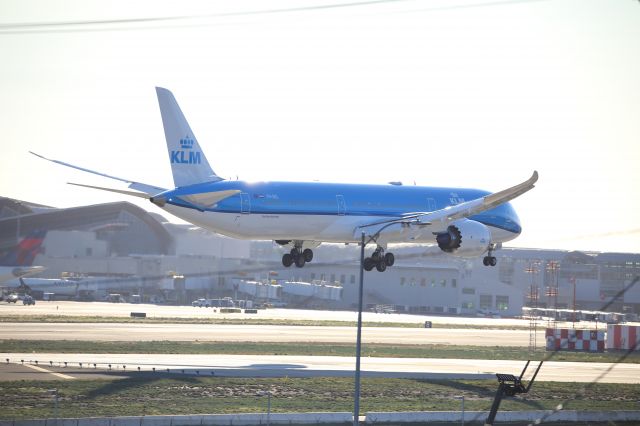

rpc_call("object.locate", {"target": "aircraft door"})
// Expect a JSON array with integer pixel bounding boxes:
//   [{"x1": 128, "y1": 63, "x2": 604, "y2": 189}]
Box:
[
  {"x1": 336, "y1": 195, "x2": 346, "y2": 216},
  {"x1": 240, "y1": 192, "x2": 251, "y2": 214}
]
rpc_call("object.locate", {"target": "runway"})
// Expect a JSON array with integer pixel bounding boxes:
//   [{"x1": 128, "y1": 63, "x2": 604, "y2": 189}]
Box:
[
  {"x1": 2, "y1": 302, "x2": 634, "y2": 385},
  {"x1": 0, "y1": 300, "x2": 585, "y2": 346},
  {"x1": 0, "y1": 322, "x2": 540, "y2": 346},
  {"x1": 2, "y1": 353, "x2": 638, "y2": 383},
  {"x1": 0, "y1": 300, "x2": 601, "y2": 329}
]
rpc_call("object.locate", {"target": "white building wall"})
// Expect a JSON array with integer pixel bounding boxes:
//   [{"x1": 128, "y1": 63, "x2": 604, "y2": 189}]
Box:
[
  {"x1": 269, "y1": 253, "x2": 527, "y2": 316},
  {"x1": 624, "y1": 279, "x2": 640, "y2": 304},
  {"x1": 164, "y1": 224, "x2": 251, "y2": 259},
  {"x1": 575, "y1": 279, "x2": 601, "y2": 301},
  {"x1": 39, "y1": 256, "x2": 139, "y2": 277},
  {"x1": 42, "y1": 230, "x2": 108, "y2": 258}
]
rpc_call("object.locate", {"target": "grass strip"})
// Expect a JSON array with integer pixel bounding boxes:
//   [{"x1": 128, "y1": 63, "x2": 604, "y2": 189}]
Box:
[
  {"x1": 2, "y1": 340, "x2": 639, "y2": 363},
  {"x1": 1, "y1": 376, "x2": 638, "y2": 420}
]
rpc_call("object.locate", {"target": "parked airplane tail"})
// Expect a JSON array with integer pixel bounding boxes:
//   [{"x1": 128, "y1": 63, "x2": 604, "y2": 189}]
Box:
[
  {"x1": 156, "y1": 87, "x2": 223, "y2": 187},
  {"x1": 0, "y1": 229, "x2": 47, "y2": 266}
]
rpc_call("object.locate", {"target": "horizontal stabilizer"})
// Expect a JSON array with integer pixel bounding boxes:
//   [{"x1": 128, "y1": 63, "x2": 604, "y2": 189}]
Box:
[
  {"x1": 31, "y1": 151, "x2": 166, "y2": 196},
  {"x1": 68, "y1": 182, "x2": 153, "y2": 199}
]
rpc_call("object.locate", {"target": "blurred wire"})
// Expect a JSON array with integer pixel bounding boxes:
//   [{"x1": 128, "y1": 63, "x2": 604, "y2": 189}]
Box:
[{"x1": 0, "y1": 0, "x2": 552, "y2": 34}]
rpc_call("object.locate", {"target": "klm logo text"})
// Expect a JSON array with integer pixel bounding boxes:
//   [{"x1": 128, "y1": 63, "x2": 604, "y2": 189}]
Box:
[
  {"x1": 171, "y1": 135, "x2": 201, "y2": 164},
  {"x1": 171, "y1": 150, "x2": 201, "y2": 164}
]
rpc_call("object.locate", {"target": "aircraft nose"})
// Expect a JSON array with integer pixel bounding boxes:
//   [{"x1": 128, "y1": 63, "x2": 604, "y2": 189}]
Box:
[{"x1": 512, "y1": 221, "x2": 522, "y2": 235}]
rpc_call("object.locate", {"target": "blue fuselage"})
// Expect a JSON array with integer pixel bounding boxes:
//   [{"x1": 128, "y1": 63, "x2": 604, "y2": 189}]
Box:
[{"x1": 160, "y1": 180, "x2": 522, "y2": 243}]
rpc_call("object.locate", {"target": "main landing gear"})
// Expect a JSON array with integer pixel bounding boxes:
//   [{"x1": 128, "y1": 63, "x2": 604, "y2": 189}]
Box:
[
  {"x1": 282, "y1": 246, "x2": 314, "y2": 268},
  {"x1": 483, "y1": 244, "x2": 497, "y2": 267},
  {"x1": 364, "y1": 247, "x2": 395, "y2": 272}
]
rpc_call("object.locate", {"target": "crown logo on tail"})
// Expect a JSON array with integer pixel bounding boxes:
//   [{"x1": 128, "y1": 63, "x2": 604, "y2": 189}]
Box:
[{"x1": 179, "y1": 135, "x2": 194, "y2": 149}]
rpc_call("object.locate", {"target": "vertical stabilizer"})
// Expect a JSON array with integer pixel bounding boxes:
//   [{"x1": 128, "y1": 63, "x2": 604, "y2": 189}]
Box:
[
  {"x1": 0, "y1": 229, "x2": 47, "y2": 266},
  {"x1": 156, "y1": 87, "x2": 222, "y2": 187}
]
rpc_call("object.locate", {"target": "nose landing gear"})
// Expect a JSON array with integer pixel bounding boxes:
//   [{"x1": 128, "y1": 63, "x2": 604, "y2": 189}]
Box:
[{"x1": 483, "y1": 244, "x2": 497, "y2": 266}]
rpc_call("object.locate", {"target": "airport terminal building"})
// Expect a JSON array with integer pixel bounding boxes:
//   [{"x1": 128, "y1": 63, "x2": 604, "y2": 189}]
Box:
[
  {"x1": 1, "y1": 196, "x2": 638, "y2": 316},
  {"x1": 268, "y1": 247, "x2": 640, "y2": 317}
]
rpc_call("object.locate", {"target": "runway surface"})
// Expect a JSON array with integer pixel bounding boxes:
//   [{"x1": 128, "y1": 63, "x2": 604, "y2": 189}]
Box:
[
  {"x1": 1, "y1": 322, "x2": 540, "y2": 346},
  {"x1": 2, "y1": 301, "x2": 634, "y2": 386},
  {"x1": 0, "y1": 301, "x2": 603, "y2": 329},
  {"x1": 0, "y1": 362, "x2": 127, "y2": 381},
  {"x1": 1, "y1": 300, "x2": 603, "y2": 347},
  {"x1": 2, "y1": 353, "x2": 638, "y2": 383}
]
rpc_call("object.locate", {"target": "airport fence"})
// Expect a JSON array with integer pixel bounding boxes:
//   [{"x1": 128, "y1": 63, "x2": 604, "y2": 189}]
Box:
[{"x1": 2, "y1": 410, "x2": 640, "y2": 426}]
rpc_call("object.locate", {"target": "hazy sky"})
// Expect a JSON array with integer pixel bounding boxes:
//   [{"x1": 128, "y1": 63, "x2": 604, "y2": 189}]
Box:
[{"x1": 0, "y1": 0, "x2": 638, "y2": 253}]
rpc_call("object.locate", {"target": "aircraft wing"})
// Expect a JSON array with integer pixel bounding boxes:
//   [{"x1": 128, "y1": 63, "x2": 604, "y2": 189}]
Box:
[
  {"x1": 357, "y1": 171, "x2": 538, "y2": 235},
  {"x1": 422, "y1": 170, "x2": 538, "y2": 224},
  {"x1": 0, "y1": 266, "x2": 46, "y2": 284},
  {"x1": 30, "y1": 151, "x2": 166, "y2": 195},
  {"x1": 69, "y1": 182, "x2": 240, "y2": 212}
]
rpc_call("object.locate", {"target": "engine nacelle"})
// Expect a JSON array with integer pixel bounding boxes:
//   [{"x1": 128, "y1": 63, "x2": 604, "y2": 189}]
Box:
[{"x1": 436, "y1": 219, "x2": 491, "y2": 258}]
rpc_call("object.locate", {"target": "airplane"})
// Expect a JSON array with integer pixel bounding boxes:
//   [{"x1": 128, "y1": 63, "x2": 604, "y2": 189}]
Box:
[
  {"x1": 5, "y1": 276, "x2": 83, "y2": 297},
  {"x1": 0, "y1": 229, "x2": 47, "y2": 283},
  {"x1": 32, "y1": 87, "x2": 538, "y2": 272}
]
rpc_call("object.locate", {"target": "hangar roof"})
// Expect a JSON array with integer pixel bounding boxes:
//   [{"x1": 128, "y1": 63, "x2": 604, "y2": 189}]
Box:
[{"x1": 0, "y1": 197, "x2": 173, "y2": 254}]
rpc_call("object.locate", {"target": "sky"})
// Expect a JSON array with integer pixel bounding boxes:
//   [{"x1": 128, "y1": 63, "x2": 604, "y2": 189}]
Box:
[{"x1": 0, "y1": 0, "x2": 638, "y2": 253}]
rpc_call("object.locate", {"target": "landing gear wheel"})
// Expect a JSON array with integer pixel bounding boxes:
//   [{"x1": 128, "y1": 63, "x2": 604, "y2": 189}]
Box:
[
  {"x1": 384, "y1": 252, "x2": 395, "y2": 267},
  {"x1": 294, "y1": 255, "x2": 306, "y2": 268},
  {"x1": 282, "y1": 253, "x2": 293, "y2": 267},
  {"x1": 367, "y1": 246, "x2": 392, "y2": 272},
  {"x1": 303, "y1": 248, "x2": 313, "y2": 262},
  {"x1": 483, "y1": 256, "x2": 497, "y2": 266},
  {"x1": 483, "y1": 243, "x2": 498, "y2": 267},
  {"x1": 364, "y1": 258, "x2": 375, "y2": 271}
]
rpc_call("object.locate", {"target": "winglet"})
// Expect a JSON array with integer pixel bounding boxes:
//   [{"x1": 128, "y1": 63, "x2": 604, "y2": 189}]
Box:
[{"x1": 484, "y1": 170, "x2": 538, "y2": 208}]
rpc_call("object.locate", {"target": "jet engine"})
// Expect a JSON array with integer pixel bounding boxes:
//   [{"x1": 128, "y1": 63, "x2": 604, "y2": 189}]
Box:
[{"x1": 435, "y1": 219, "x2": 491, "y2": 258}]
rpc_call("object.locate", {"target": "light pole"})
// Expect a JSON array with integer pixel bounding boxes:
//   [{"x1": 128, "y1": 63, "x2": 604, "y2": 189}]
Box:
[
  {"x1": 571, "y1": 276, "x2": 577, "y2": 328},
  {"x1": 266, "y1": 391, "x2": 271, "y2": 426},
  {"x1": 454, "y1": 395, "x2": 464, "y2": 426},
  {"x1": 258, "y1": 390, "x2": 271, "y2": 426},
  {"x1": 48, "y1": 388, "x2": 58, "y2": 426},
  {"x1": 353, "y1": 232, "x2": 366, "y2": 426}
]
